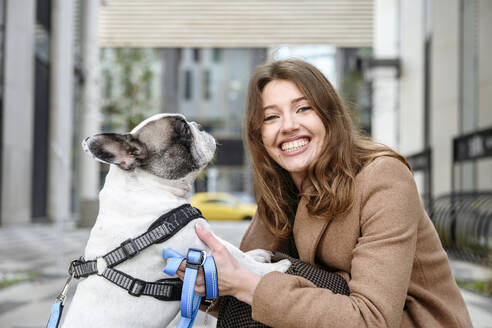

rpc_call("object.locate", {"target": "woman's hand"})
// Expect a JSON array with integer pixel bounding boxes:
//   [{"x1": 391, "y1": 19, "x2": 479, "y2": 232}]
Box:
[{"x1": 168, "y1": 224, "x2": 261, "y2": 305}]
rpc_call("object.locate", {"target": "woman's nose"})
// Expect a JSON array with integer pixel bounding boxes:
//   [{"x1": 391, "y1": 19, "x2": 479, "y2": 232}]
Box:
[{"x1": 280, "y1": 113, "x2": 299, "y2": 133}]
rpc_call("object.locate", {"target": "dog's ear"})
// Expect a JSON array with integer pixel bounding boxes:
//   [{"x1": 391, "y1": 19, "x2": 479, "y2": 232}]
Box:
[{"x1": 82, "y1": 133, "x2": 148, "y2": 170}]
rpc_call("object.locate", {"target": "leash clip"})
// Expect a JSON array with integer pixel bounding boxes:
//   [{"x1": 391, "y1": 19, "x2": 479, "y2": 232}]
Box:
[
  {"x1": 46, "y1": 262, "x2": 75, "y2": 328},
  {"x1": 56, "y1": 267, "x2": 75, "y2": 305}
]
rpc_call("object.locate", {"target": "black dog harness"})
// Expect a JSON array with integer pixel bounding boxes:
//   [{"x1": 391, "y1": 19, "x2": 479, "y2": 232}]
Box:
[{"x1": 71, "y1": 204, "x2": 203, "y2": 301}]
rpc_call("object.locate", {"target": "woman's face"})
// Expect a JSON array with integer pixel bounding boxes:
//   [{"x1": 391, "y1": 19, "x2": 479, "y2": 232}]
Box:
[{"x1": 260, "y1": 80, "x2": 326, "y2": 187}]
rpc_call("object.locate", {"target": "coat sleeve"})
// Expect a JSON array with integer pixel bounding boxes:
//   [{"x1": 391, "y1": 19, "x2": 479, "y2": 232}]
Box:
[{"x1": 251, "y1": 157, "x2": 421, "y2": 328}]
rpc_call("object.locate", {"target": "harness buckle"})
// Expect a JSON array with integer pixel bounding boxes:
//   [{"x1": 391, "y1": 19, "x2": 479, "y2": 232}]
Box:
[
  {"x1": 186, "y1": 248, "x2": 207, "y2": 270},
  {"x1": 68, "y1": 259, "x2": 77, "y2": 276},
  {"x1": 128, "y1": 278, "x2": 146, "y2": 297},
  {"x1": 120, "y1": 238, "x2": 139, "y2": 258},
  {"x1": 70, "y1": 257, "x2": 91, "y2": 278}
]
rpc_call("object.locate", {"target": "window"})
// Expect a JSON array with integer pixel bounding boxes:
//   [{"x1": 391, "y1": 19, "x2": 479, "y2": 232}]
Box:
[
  {"x1": 212, "y1": 48, "x2": 221, "y2": 63},
  {"x1": 184, "y1": 70, "x2": 192, "y2": 100},
  {"x1": 193, "y1": 48, "x2": 200, "y2": 63},
  {"x1": 203, "y1": 70, "x2": 211, "y2": 100}
]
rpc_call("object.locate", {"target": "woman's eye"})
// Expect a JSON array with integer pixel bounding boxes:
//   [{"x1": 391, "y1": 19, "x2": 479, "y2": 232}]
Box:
[
  {"x1": 263, "y1": 115, "x2": 278, "y2": 122},
  {"x1": 297, "y1": 106, "x2": 312, "y2": 113}
]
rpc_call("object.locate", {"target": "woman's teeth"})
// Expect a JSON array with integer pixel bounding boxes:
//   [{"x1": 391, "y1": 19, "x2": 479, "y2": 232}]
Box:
[{"x1": 281, "y1": 138, "x2": 309, "y2": 152}]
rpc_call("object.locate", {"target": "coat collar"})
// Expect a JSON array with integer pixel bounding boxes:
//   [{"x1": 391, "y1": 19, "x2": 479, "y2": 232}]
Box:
[{"x1": 292, "y1": 195, "x2": 331, "y2": 265}]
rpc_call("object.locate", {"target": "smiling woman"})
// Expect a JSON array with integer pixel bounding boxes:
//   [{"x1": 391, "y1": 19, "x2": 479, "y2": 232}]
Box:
[
  {"x1": 186, "y1": 59, "x2": 473, "y2": 328},
  {"x1": 244, "y1": 59, "x2": 411, "y2": 238}
]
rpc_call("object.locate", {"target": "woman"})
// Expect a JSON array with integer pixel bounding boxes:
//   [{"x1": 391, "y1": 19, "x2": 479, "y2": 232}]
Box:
[{"x1": 179, "y1": 59, "x2": 472, "y2": 327}]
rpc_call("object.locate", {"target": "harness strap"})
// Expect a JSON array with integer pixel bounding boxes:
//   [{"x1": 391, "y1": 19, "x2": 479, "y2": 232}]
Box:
[
  {"x1": 72, "y1": 204, "x2": 203, "y2": 278},
  {"x1": 101, "y1": 268, "x2": 182, "y2": 301}
]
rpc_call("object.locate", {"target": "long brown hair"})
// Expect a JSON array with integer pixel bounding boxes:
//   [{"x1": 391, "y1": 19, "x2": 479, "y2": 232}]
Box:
[{"x1": 245, "y1": 59, "x2": 410, "y2": 237}]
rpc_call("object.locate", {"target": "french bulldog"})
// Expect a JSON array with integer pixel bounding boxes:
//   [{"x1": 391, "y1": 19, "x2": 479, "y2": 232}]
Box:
[{"x1": 61, "y1": 113, "x2": 290, "y2": 327}]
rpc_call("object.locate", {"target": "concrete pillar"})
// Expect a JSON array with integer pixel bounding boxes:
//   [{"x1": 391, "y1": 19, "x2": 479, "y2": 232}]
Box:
[
  {"x1": 48, "y1": 0, "x2": 75, "y2": 222},
  {"x1": 477, "y1": 0, "x2": 492, "y2": 190},
  {"x1": 207, "y1": 167, "x2": 218, "y2": 193},
  {"x1": 399, "y1": 0, "x2": 425, "y2": 192},
  {"x1": 372, "y1": 0, "x2": 399, "y2": 149},
  {"x1": 1, "y1": 0, "x2": 36, "y2": 225},
  {"x1": 460, "y1": 0, "x2": 479, "y2": 191},
  {"x1": 431, "y1": 0, "x2": 461, "y2": 197},
  {"x1": 161, "y1": 48, "x2": 180, "y2": 113},
  {"x1": 78, "y1": 0, "x2": 101, "y2": 227},
  {"x1": 399, "y1": 0, "x2": 425, "y2": 156}
]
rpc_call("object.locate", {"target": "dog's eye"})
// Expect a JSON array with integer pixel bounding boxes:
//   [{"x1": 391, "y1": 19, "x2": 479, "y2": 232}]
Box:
[
  {"x1": 196, "y1": 124, "x2": 204, "y2": 131},
  {"x1": 181, "y1": 123, "x2": 191, "y2": 135},
  {"x1": 174, "y1": 119, "x2": 191, "y2": 136}
]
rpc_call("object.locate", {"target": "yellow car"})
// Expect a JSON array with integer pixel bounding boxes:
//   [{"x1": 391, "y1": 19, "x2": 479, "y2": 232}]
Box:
[{"x1": 189, "y1": 192, "x2": 257, "y2": 221}]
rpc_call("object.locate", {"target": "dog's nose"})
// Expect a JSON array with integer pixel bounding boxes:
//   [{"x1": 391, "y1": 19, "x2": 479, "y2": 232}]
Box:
[{"x1": 190, "y1": 121, "x2": 204, "y2": 132}]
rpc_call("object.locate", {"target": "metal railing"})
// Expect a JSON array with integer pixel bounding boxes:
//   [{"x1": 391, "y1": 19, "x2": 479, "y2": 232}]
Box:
[{"x1": 430, "y1": 192, "x2": 492, "y2": 266}]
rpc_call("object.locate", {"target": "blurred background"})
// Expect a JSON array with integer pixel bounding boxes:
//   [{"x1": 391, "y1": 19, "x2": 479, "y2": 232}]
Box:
[{"x1": 0, "y1": 0, "x2": 491, "y2": 327}]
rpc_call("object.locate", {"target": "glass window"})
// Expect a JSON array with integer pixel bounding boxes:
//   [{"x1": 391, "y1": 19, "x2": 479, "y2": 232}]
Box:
[
  {"x1": 213, "y1": 48, "x2": 221, "y2": 63},
  {"x1": 203, "y1": 70, "x2": 211, "y2": 100},
  {"x1": 184, "y1": 70, "x2": 192, "y2": 100},
  {"x1": 193, "y1": 48, "x2": 200, "y2": 63}
]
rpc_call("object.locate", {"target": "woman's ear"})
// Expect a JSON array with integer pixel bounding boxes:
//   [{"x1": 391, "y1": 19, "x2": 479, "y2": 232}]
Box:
[{"x1": 82, "y1": 133, "x2": 148, "y2": 170}]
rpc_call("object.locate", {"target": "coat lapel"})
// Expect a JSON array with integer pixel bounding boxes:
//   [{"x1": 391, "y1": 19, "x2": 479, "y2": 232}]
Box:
[{"x1": 293, "y1": 196, "x2": 331, "y2": 265}]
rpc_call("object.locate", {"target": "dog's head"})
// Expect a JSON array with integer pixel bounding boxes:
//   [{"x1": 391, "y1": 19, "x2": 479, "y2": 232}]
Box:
[{"x1": 82, "y1": 114, "x2": 216, "y2": 180}]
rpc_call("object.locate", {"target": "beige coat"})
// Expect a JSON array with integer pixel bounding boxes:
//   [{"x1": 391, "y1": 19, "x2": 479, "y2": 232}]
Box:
[{"x1": 240, "y1": 156, "x2": 472, "y2": 328}]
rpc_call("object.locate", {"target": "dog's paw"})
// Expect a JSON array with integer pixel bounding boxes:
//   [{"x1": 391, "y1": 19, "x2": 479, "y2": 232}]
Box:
[
  {"x1": 245, "y1": 249, "x2": 273, "y2": 263},
  {"x1": 251, "y1": 259, "x2": 292, "y2": 276},
  {"x1": 270, "y1": 259, "x2": 291, "y2": 273}
]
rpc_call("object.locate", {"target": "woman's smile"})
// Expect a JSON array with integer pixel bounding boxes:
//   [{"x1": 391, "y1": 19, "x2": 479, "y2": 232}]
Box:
[{"x1": 279, "y1": 137, "x2": 310, "y2": 154}]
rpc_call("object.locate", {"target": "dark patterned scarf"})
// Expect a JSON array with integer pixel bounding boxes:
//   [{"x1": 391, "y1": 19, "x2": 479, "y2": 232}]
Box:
[{"x1": 216, "y1": 251, "x2": 350, "y2": 328}]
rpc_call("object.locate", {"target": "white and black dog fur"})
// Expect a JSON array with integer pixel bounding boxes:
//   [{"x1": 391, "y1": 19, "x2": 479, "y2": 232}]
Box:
[{"x1": 62, "y1": 114, "x2": 290, "y2": 327}]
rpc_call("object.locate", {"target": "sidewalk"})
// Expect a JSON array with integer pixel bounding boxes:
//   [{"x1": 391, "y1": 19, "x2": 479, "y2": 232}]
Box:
[
  {"x1": 0, "y1": 224, "x2": 491, "y2": 327},
  {"x1": 448, "y1": 259, "x2": 492, "y2": 328}
]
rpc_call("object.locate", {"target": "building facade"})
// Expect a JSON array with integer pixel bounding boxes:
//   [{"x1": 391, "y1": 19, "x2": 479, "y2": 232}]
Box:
[
  {"x1": 98, "y1": 0, "x2": 375, "y2": 200},
  {"x1": 371, "y1": 0, "x2": 492, "y2": 200},
  {"x1": 0, "y1": 0, "x2": 100, "y2": 226},
  {"x1": 1, "y1": 0, "x2": 375, "y2": 226}
]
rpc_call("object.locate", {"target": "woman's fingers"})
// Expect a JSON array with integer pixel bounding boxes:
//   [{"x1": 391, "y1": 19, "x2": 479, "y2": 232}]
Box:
[
  {"x1": 168, "y1": 224, "x2": 230, "y2": 296},
  {"x1": 195, "y1": 267, "x2": 205, "y2": 285},
  {"x1": 194, "y1": 270, "x2": 205, "y2": 296},
  {"x1": 195, "y1": 224, "x2": 223, "y2": 252},
  {"x1": 194, "y1": 286, "x2": 205, "y2": 296}
]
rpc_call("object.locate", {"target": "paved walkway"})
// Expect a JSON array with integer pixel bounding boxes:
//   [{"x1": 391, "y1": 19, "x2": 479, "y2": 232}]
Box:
[{"x1": 0, "y1": 223, "x2": 491, "y2": 327}]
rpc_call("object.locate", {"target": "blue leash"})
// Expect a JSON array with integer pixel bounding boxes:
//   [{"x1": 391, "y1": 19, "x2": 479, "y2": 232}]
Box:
[{"x1": 163, "y1": 248, "x2": 219, "y2": 328}]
